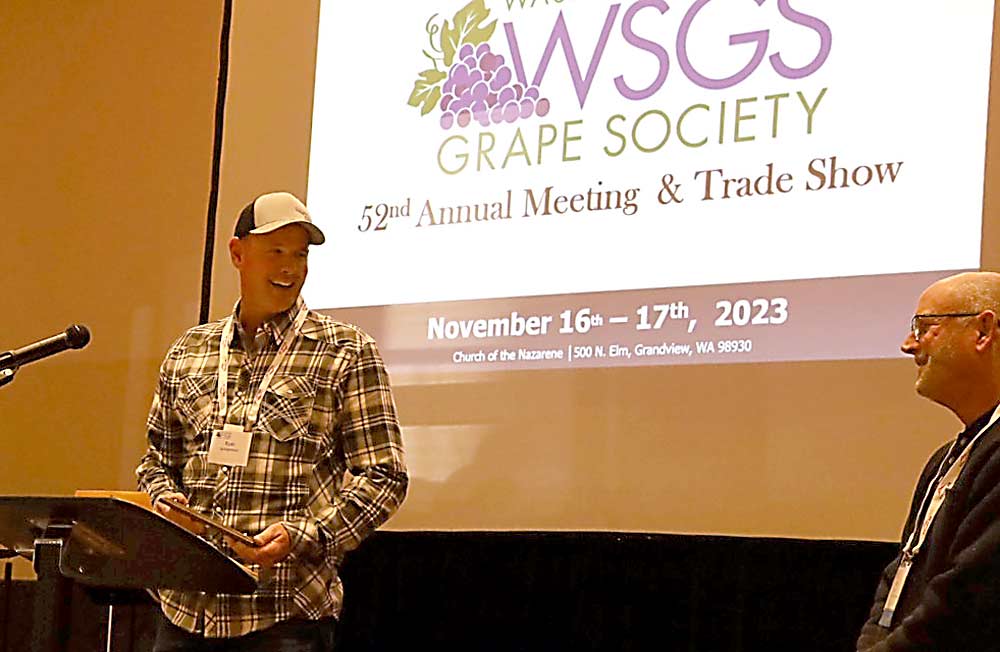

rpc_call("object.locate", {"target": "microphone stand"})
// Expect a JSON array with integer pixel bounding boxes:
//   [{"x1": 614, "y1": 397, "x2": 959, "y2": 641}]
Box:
[
  {"x1": 0, "y1": 350, "x2": 14, "y2": 389},
  {"x1": 0, "y1": 348, "x2": 14, "y2": 386}
]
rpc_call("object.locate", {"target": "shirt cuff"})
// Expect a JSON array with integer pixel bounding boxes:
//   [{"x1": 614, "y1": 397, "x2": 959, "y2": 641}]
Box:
[
  {"x1": 143, "y1": 479, "x2": 179, "y2": 506},
  {"x1": 283, "y1": 517, "x2": 324, "y2": 560}
]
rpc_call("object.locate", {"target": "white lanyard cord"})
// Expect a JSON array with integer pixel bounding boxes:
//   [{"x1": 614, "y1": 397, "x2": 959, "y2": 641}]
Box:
[
  {"x1": 909, "y1": 406, "x2": 1000, "y2": 558},
  {"x1": 880, "y1": 404, "x2": 1000, "y2": 626},
  {"x1": 216, "y1": 304, "x2": 309, "y2": 428}
]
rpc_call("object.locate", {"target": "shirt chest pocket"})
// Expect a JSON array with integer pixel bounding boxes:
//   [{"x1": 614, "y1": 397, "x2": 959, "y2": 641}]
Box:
[
  {"x1": 175, "y1": 373, "x2": 218, "y2": 435},
  {"x1": 258, "y1": 375, "x2": 317, "y2": 443}
]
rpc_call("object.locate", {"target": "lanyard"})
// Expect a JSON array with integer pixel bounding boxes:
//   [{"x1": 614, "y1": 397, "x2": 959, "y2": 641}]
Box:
[
  {"x1": 216, "y1": 304, "x2": 309, "y2": 429},
  {"x1": 879, "y1": 404, "x2": 1000, "y2": 627}
]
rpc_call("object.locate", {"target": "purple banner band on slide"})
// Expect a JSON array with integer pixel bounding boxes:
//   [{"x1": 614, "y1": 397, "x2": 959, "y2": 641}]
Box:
[{"x1": 322, "y1": 270, "x2": 967, "y2": 373}]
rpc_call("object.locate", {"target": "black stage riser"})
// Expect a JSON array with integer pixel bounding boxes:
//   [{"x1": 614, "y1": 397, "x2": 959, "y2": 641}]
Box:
[{"x1": 0, "y1": 531, "x2": 895, "y2": 652}]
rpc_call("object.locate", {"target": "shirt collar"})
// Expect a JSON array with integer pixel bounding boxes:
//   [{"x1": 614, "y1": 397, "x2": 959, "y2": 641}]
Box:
[
  {"x1": 956, "y1": 402, "x2": 1000, "y2": 449},
  {"x1": 232, "y1": 296, "x2": 306, "y2": 347}
]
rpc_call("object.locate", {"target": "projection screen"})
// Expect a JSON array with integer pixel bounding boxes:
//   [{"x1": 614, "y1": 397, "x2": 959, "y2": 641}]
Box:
[
  {"x1": 305, "y1": 0, "x2": 992, "y2": 373},
  {"x1": 215, "y1": 0, "x2": 999, "y2": 539}
]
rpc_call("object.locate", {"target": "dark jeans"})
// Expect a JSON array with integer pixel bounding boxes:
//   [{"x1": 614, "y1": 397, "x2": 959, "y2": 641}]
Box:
[{"x1": 153, "y1": 613, "x2": 337, "y2": 651}]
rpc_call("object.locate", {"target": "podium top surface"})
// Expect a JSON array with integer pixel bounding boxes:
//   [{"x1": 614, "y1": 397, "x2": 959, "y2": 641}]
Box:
[{"x1": 0, "y1": 495, "x2": 257, "y2": 594}]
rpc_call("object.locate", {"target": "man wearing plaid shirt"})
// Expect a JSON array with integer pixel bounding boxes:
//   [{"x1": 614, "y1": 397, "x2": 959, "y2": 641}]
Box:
[{"x1": 137, "y1": 191, "x2": 407, "y2": 651}]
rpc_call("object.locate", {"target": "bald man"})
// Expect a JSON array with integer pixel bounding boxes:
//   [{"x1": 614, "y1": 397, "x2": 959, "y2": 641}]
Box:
[{"x1": 857, "y1": 271, "x2": 1000, "y2": 652}]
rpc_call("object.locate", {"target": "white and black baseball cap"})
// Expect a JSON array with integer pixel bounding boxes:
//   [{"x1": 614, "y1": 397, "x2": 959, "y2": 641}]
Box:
[{"x1": 234, "y1": 192, "x2": 325, "y2": 245}]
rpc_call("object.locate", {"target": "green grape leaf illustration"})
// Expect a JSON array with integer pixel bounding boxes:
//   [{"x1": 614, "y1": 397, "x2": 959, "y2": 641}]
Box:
[
  {"x1": 408, "y1": 68, "x2": 447, "y2": 115},
  {"x1": 440, "y1": 0, "x2": 496, "y2": 67}
]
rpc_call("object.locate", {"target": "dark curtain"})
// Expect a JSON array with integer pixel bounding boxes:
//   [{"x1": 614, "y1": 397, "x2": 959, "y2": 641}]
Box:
[{"x1": 0, "y1": 532, "x2": 895, "y2": 651}]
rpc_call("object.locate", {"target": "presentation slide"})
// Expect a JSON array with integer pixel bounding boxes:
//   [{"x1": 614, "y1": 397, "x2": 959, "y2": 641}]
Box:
[{"x1": 305, "y1": 0, "x2": 994, "y2": 373}]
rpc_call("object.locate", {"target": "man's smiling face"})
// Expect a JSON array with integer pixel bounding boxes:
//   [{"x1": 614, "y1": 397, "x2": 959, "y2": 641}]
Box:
[
  {"x1": 231, "y1": 224, "x2": 310, "y2": 323},
  {"x1": 901, "y1": 280, "x2": 979, "y2": 411}
]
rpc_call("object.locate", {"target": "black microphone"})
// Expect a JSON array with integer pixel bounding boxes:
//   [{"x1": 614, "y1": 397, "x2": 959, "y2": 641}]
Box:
[{"x1": 0, "y1": 324, "x2": 91, "y2": 372}]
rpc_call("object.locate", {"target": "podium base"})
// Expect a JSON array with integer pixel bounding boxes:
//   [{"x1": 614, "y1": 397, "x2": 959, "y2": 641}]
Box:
[{"x1": 32, "y1": 538, "x2": 72, "y2": 652}]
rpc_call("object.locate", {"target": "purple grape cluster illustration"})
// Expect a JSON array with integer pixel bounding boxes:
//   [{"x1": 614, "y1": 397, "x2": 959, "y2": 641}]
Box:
[{"x1": 439, "y1": 43, "x2": 551, "y2": 130}]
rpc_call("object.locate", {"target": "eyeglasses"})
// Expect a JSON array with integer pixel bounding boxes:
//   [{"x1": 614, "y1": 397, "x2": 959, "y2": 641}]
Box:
[{"x1": 910, "y1": 312, "x2": 981, "y2": 340}]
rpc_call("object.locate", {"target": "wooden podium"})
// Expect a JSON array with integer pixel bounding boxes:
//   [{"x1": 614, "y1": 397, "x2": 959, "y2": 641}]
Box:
[{"x1": 0, "y1": 495, "x2": 257, "y2": 652}]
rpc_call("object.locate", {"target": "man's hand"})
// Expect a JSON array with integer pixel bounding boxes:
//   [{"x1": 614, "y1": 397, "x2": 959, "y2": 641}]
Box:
[
  {"x1": 154, "y1": 492, "x2": 206, "y2": 536},
  {"x1": 226, "y1": 523, "x2": 291, "y2": 568},
  {"x1": 153, "y1": 491, "x2": 187, "y2": 515}
]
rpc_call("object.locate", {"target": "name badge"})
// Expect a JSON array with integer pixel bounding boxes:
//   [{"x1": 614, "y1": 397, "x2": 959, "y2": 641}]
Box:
[{"x1": 208, "y1": 423, "x2": 252, "y2": 467}]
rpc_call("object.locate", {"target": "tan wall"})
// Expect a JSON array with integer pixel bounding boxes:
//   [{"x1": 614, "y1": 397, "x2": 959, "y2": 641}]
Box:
[
  {"x1": 209, "y1": 0, "x2": 320, "y2": 317},
  {"x1": 0, "y1": 1, "x2": 225, "y2": 577},
  {"x1": 1, "y1": 2, "x2": 999, "y2": 587}
]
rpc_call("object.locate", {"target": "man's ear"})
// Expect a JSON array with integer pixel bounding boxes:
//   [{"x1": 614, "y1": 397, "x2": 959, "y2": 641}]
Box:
[
  {"x1": 975, "y1": 310, "x2": 997, "y2": 351},
  {"x1": 229, "y1": 237, "x2": 244, "y2": 268}
]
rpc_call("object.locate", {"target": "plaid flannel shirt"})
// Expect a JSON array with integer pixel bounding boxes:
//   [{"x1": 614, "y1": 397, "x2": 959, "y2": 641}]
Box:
[{"x1": 136, "y1": 297, "x2": 407, "y2": 638}]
